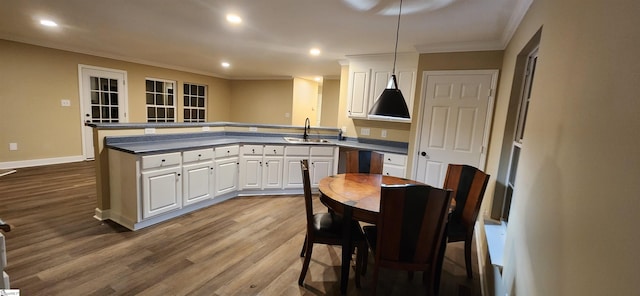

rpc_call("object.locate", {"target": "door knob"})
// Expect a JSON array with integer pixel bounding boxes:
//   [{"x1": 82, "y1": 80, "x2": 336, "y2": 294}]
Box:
[{"x1": 420, "y1": 151, "x2": 430, "y2": 159}]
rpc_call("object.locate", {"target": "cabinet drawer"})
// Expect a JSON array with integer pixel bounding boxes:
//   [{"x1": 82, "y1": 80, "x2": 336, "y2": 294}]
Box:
[
  {"x1": 241, "y1": 145, "x2": 263, "y2": 155},
  {"x1": 141, "y1": 152, "x2": 181, "y2": 170},
  {"x1": 215, "y1": 145, "x2": 239, "y2": 158},
  {"x1": 383, "y1": 153, "x2": 407, "y2": 166},
  {"x1": 285, "y1": 146, "x2": 310, "y2": 156},
  {"x1": 264, "y1": 145, "x2": 284, "y2": 156},
  {"x1": 183, "y1": 148, "x2": 214, "y2": 163},
  {"x1": 310, "y1": 146, "x2": 334, "y2": 157}
]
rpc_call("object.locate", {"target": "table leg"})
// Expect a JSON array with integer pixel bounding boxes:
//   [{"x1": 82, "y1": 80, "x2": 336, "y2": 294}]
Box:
[{"x1": 339, "y1": 206, "x2": 353, "y2": 295}]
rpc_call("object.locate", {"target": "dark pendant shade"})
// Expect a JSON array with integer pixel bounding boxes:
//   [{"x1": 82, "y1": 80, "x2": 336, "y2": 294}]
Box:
[{"x1": 368, "y1": 75, "x2": 410, "y2": 118}]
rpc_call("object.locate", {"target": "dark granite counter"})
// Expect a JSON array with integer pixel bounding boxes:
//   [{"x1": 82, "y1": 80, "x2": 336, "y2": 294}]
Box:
[{"x1": 105, "y1": 132, "x2": 408, "y2": 155}]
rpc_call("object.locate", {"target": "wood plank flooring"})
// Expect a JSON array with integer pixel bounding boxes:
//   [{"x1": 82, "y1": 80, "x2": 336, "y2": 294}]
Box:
[{"x1": 0, "y1": 161, "x2": 481, "y2": 295}]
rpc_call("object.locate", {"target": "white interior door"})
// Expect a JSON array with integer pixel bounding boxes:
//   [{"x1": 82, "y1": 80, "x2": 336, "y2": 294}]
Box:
[
  {"x1": 79, "y1": 65, "x2": 127, "y2": 159},
  {"x1": 414, "y1": 70, "x2": 496, "y2": 187}
]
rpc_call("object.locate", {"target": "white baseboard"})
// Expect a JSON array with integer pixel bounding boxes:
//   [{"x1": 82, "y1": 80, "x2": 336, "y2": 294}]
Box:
[{"x1": 0, "y1": 155, "x2": 86, "y2": 169}]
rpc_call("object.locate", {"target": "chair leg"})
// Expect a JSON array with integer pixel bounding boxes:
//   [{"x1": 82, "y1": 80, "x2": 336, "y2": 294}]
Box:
[
  {"x1": 464, "y1": 237, "x2": 473, "y2": 279},
  {"x1": 355, "y1": 247, "x2": 362, "y2": 288},
  {"x1": 300, "y1": 235, "x2": 308, "y2": 257},
  {"x1": 298, "y1": 241, "x2": 313, "y2": 286},
  {"x1": 359, "y1": 243, "x2": 368, "y2": 275}
]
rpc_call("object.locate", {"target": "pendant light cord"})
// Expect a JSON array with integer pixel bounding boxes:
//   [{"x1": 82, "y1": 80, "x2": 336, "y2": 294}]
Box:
[{"x1": 392, "y1": 0, "x2": 403, "y2": 75}]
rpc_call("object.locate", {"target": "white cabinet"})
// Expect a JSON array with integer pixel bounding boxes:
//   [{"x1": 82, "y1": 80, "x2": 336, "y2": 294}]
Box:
[
  {"x1": 239, "y1": 145, "x2": 264, "y2": 190},
  {"x1": 215, "y1": 145, "x2": 239, "y2": 196},
  {"x1": 382, "y1": 152, "x2": 407, "y2": 178},
  {"x1": 283, "y1": 146, "x2": 310, "y2": 189},
  {"x1": 240, "y1": 145, "x2": 285, "y2": 190},
  {"x1": 346, "y1": 54, "x2": 418, "y2": 121},
  {"x1": 309, "y1": 146, "x2": 337, "y2": 187},
  {"x1": 182, "y1": 148, "x2": 215, "y2": 207},
  {"x1": 140, "y1": 153, "x2": 183, "y2": 219},
  {"x1": 262, "y1": 145, "x2": 285, "y2": 189}
]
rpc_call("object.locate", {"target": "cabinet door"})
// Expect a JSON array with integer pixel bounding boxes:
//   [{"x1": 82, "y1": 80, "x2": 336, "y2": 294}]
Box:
[
  {"x1": 240, "y1": 155, "x2": 262, "y2": 190},
  {"x1": 347, "y1": 69, "x2": 370, "y2": 118},
  {"x1": 283, "y1": 157, "x2": 306, "y2": 189},
  {"x1": 263, "y1": 156, "x2": 284, "y2": 189},
  {"x1": 310, "y1": 157, "x2": 334, "y2": 187},
  {"x1": 369, "y1": 68, "x2": 416, "y2": 117},
  {"x1": 182, "y1": 161, "x2": 214, "y2": 206},
  {"x1": 215, "y1": 157, "x2": 238, "y2": 196},
  {"x1": 142, "y1": 166, "x2": 182, "y2": 219}
]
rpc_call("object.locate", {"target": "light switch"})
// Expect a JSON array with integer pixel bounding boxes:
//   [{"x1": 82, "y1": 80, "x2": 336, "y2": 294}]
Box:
[
  {"x1": 9, "y1": 143, "x2": 18, "y2": 151},
  {"x1": 361, "y1": 128, "x2": 370, "y2": 136},
  {"x1": 381, "y1": 130, "x2": 387, "y2": 138},
  {"x1": 61, "y1": 99, "x2": 71, "y2": 107}
]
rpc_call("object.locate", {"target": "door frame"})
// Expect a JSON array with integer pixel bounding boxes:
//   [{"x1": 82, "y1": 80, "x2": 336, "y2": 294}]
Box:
[
  {"x1": 77, "y1": 64, "x2": 129, "y2": 159},
  {"x1": 409, "y1": 69, "x2": 498, "y2": 180}
]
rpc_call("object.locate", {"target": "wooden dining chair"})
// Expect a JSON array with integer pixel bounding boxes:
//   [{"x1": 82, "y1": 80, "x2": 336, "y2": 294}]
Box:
[
  {"x1": 443, "y1": 164, "x2": 490, "y2": 279},
  {"x1": 362, "y1": 184, "x2": 453, "y2": 296},
  {"x1": 345, "y1": 150, "x2": 384, "y2": 174},
  {"x1": 298, "y1": 160, "x2": 368, "y2": 287}
]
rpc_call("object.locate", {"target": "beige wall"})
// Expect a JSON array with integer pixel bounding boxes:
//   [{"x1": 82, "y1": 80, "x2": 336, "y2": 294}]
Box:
[
  {"x1": 484, "y1": 0, "x2": 640, "y2": 295},
  {"x1": 291, "y1": 78, "x2": 319, "y2": 126},
  {"x1": 228, "y1": 79, "x2": 293, "y2": 125},
  {"x1": 320, "y1": 78, "x2": 340, "y2": 127},
  {"x1": 0, "y1": 40, "x2": 232, "y2": 164}
]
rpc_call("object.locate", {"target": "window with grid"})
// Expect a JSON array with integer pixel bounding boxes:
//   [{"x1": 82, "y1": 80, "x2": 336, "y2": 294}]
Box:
[
  {"x1": 145, "y1": 78, "x2": 176, "y2": 122},
  {"x1": 183, "y1": 83, "x2": 207, "y2": 122},
  {"x1": 89, "y1": 77, "x2": 120, "y2": 123}
]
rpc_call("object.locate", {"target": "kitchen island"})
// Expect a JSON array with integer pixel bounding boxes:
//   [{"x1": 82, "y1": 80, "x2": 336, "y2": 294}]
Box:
[{"x1": 90, "y1": 122, "x2": 408, "y2": 230}]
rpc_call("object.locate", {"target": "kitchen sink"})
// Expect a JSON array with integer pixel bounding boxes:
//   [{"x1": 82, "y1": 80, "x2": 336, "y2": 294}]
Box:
[{"x1": 283, "y1": 137, "x2": 331, "y2": 144}]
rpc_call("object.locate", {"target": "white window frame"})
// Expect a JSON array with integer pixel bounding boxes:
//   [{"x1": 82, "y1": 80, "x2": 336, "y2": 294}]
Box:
[
  {"x1": 145, "y1": 78, "x2": 176, "y2": 122},
  {"x1": 183, "y1": 82, "x2": 207, "y2": 122}
]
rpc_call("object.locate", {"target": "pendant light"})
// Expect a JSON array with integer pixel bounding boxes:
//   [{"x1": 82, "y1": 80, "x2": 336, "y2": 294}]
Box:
[{"x1": 368, "y1": 0, "x2": 410, "y2": 119}]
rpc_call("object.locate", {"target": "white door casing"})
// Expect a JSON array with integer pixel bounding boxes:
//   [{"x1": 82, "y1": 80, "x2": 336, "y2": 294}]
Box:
[
  {"x1": 412, "y1": 70, "x2": 497, "y2": 187},
  {"x1": 79, "y1": 65, "x2": 128, "y2": 159}
]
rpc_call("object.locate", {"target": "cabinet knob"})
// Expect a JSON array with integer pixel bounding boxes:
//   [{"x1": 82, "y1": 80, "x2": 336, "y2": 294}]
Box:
[
  {"x1": 198, "y1": 154, "x2": 202, "y2": 157},
  {"x1": 161, "y1": 159, "x2": 166, "y2": 162}
]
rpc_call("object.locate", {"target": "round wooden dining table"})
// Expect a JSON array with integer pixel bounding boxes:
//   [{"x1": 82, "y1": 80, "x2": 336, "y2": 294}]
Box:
[{"x1": 318, "y1": 173, "x2": 427, "y2": 294}]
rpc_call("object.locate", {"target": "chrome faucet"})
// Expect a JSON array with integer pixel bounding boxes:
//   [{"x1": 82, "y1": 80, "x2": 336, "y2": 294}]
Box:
[{"x1": 303, "y1": 117, "x2": 310, "y2": 140}]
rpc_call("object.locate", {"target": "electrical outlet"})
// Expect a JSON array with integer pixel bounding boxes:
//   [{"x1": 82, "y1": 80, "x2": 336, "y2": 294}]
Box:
[
  {"x1": 144, "y1": 128, "x2": 156, "y2": 134},
  {"x1": 381, "y1": 129, "x2": 387, "y2": 138},
  {"x1": 61, "y1": 99, "x2": 71, "y2": 107},
  {"x1": 9, "y1": 143, "x2": 18, "y2": 151},
  {"x1": 202, "y1": 126, "x2": 210, "y2": 131},
  {"x1": 249, "y1": 127, "x2": 258, "y2": 132},
  {"x1": 361, "y1": 128, "x2": 370, "y2": 136},
  {"x1": 285, "y1": 112, "x2": 290, "y2": 118},
  {"x1": 341, "y1": 126, "x2": 347, "y2": 133}
]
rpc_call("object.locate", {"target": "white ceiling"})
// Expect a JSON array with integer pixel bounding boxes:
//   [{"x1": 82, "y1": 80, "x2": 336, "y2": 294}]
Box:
[{"x1": 0, "y1": 0, "x2": 531, "y2": 79}]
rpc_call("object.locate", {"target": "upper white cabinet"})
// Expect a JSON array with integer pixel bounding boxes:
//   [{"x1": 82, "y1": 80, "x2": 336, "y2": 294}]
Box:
[{"x1": 346, "y1": 54, "x2": 418, "y2": 122}]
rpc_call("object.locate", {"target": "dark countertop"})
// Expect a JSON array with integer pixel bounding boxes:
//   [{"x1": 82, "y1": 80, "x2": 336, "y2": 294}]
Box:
[{"x1": 105, "y1": 132, "x2": 408, "y2": 155}]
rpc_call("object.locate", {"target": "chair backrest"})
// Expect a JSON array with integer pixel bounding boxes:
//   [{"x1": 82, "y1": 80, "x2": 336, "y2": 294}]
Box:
[
  {"x1": 345, "y1": 150, "x2": 384, "y2": 174},
  {"x1": 375, "y1": 184, "x2": 453, "y2": 269},
  {"x1": 443, "y1": 164, "x2": 490, "y2": 228},
  {"x1": 300, "y1": 159, "x2": 315, "y2": 226}
]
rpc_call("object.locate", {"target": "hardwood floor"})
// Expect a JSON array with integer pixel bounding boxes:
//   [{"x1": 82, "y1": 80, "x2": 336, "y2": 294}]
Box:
[{"x1": 0, "y1": 161, "x2": 481, "y2": 295}]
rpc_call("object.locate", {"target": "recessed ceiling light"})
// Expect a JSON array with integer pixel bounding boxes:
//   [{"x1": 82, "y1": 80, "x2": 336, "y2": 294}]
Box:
[
  {"x1": 221, "y1": 62, "x2": 230, "y2": 68},
  {"x1": 226, "y1": 14, "x2": 242, "y2": 24},
  {"x1": 314, "y1": 77, "x2": 322, "y2": 82},
  {"x1": 40, "y1": 19, "x2": 58, "y2": 27},
  {"x1": 309, "y1": 48, "x2": 321, "y2": 56}
]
